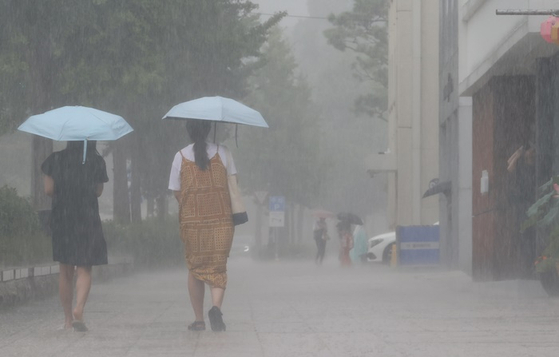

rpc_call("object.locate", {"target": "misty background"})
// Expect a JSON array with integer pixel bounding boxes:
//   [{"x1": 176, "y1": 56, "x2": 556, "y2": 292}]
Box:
[{"x1": 0, "y1": 0, "x2": 388, "y2": 258}]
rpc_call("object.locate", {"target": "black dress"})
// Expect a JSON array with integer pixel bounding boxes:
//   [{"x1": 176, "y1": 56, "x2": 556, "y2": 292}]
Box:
[{"x1": 41, "y1": 149, "x2": 109, "y2": 266}]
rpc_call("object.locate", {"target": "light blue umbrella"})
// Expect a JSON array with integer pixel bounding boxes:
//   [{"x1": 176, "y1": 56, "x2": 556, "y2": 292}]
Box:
[
  {"x1": 162, "y1": 96, "x2": 268, "y2": 128},
  {"x1": 18, "y1": 106, "x2": 133, "y2": 163}
]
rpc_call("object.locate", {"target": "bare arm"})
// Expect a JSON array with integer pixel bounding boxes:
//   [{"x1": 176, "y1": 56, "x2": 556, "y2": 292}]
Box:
[
  {"x1": 44, "y1": 176, "x2": 54, "y2": 197},
  {"x1": 173, "y1": 190, "x2": 180, "y2": 203},
  {"x1": 96, "y1": 183, "x2": 104, "y2": 197}
]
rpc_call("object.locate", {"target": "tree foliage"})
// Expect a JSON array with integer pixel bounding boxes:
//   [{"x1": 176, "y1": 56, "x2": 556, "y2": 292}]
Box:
[
  {"x1": 324, "y1": 0, "x2": 388, "y2": 119},
  {"x1": 0, "y1": 0, "x2": 284, "y2": 221},
  {"x1": 236, "y1": 27, "x2": 321, "y2": 207}
]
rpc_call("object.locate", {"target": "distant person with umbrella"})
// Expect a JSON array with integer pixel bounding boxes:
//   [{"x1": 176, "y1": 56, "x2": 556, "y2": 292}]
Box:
[
  {"x1": 19, "y1": 106, "x2": 133, "y2": 332},
  {"x1": 336, "y1": 220, "x2": 353, "y2": 267},
  {"x1": 312, "y1": 217, "x2": 329, "y2": 265},
  {"x1": 42, "y1": 141, "x2": 109, "y2": 332}
]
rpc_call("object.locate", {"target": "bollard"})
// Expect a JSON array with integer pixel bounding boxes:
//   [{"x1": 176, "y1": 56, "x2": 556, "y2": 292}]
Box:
[{"x1": 390, "y1": 243, "x2": 398, "y2": 267}]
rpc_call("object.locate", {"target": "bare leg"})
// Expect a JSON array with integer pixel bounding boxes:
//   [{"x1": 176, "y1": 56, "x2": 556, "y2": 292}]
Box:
[
  {"x1": 73, "y1": 266, "x2": 92, "y2": 322},
  {"x1": 210, "y1": 287, "x2": 225, "y2": 309},
  {"x1": 188, "y1": 271, "x2": 205, "y2": 321},
  {"x1": 59, "y1": 264, "x2": 75, "y2": 328}
]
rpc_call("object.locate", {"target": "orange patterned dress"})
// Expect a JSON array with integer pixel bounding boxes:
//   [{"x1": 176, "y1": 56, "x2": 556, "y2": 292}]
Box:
[{"x1": 179, "y1": 151, "x2": 234, "y2": 289}]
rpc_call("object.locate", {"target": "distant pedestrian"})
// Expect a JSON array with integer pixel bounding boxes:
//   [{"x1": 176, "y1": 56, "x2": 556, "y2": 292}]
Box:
[
  {"x1": 350, "y1": 224, "x2": 368, "y2": 264},
  {"x1": 337, "y1": 221, "x2": 353, "y2": 267},
  {"x1": 169, "y1": 120, "x2": 237, "y2": 332},
  {"x1": 313, "y1": 217, "x2": 329, "y2": 264},
  {"x1": 41, "y1": 141, "x2": 109, "y2": 332}
]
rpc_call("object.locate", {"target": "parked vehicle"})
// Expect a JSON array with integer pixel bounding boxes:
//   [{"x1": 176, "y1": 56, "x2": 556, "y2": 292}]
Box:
[{"x1": 366, "y1": 231, "x2": 396, "y2": 264}]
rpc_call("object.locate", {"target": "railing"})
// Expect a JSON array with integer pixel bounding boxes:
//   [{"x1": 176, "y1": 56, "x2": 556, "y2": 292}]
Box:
[
  {"x1": 1, "y1": 264, "x2": 59, "y2": 282},
  {"x1": 496, "y1": 9, "x2": 559, "y2": 16}
]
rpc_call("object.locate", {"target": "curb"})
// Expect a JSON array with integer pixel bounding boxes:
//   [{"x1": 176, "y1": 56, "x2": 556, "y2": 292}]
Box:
[{"x1": 0, "y1": 257, "x2": 133, "y2": 309}]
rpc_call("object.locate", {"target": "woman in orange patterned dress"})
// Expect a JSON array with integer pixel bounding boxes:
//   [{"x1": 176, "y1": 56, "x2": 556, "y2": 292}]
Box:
[{"x1": 168, "y1": 121, "x2": 236, "y2": 332}]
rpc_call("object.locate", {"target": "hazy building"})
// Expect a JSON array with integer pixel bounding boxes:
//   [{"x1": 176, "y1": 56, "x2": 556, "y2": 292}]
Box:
[
  {"x1": 379, "y1": 0, "x2": 440, "y2": 229},
  {"x1": 438, "y1": 1, "x2": 473, "y2": 273}
]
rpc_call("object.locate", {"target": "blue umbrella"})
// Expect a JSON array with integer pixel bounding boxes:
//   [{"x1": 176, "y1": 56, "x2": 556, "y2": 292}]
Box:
[
  {"x1": 162, "y1": 96, "x2": 268, "y2": 128},
  {"x1": 18, "y1": 106, "x2": 133, "y2": 163}
]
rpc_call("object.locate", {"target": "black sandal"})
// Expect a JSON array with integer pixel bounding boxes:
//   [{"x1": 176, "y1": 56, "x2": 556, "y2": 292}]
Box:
[
  {"x1": 187, "y1": 321, "x2": 206, "y2": 331},
  {"x1": 208, "y1": 306, "x2": 226, "y2": 332}
]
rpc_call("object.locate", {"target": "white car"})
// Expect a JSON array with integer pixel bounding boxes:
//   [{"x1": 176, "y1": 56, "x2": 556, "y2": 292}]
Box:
[
  {"x1": 367, "y1": 222, "x2": 439, "y2": 264},
  {"x1": 366, "y1": 231, "x2": 396, "y2": 264}
]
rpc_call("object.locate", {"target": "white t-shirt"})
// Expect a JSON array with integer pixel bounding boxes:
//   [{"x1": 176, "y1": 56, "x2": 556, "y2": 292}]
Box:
[{"x1": 168, "y1": 142, "x2": 237, "y2": 191}]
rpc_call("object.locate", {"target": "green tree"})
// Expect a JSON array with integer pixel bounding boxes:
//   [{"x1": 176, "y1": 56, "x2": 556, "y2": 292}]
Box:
[
  {"x1": 237, "y1": 27, "x2": 321, "y2": 207},
  {"x1": 324, "y1": 0, "x2": 388, "y2": 119},
  {"x1": 0, "y1": 0, "x2": 284, "y2": 222}
]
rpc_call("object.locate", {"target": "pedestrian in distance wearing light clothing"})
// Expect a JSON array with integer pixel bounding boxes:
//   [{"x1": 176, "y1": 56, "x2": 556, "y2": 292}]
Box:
[{"x1": 350, "y1": 224, "x2": 368, "y2": 264}]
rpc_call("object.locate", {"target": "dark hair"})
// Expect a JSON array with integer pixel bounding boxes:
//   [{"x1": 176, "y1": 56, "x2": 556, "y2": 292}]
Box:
[
  {"x1": 186, "y1": 121, "x2": 211, "y2": 170},
  {"x1": 336, "y1": 221, "x2": 350, "y2": 233},
  {"x1": 65, "y1": 141, "x2": 100, "y2": 160}
]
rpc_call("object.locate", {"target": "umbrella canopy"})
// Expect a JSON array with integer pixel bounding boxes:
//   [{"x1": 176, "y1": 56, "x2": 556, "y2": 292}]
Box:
[
  {"x1": 312, "y1": 209, "x2": 336, "y2": 219},
  {"x1": 337, "y1": 212, "x2": 363, "y2": 225},
  {"x1": 18, "y1": 106, "x2": 133, "y2": 163},
  {"x1": 18, "y1": 106, "x2": 133, "y2": 141},
  {"x1": 162, "y1": 96, "x2": 269, "y2": 128}
]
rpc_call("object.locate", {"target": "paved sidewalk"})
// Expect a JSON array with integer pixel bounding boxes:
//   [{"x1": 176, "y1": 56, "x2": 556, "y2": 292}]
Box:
[{"x1": 1, "y1": 258, "x2": 559, "y2": 356}]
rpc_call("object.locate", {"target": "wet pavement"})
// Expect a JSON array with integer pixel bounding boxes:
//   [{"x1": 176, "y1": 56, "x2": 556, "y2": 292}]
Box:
[{"x1": 1, "y1": 257, "x2": 559, "y2": 356}]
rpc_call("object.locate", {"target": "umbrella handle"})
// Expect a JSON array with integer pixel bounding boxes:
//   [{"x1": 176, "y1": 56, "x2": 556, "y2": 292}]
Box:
[{"x1": 82, "y1": 139, "x2": 88, "y2": 164}]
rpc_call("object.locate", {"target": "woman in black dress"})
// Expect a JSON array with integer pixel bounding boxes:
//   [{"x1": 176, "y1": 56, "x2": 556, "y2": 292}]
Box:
[{"x1": 42, "y1": 141, "x2": 108, "y2": 331}]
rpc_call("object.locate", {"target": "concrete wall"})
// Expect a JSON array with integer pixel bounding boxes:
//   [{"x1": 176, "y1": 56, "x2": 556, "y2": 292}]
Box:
[
  {"x1": 439, "y1": 0, "x2": 473, "y2": 273},
  {"x1": 459, "y1": 0, "x2": 559, "y2": 95},
  {"x1": 388, "y1": 0, "x2": 439, "y2": 228}
]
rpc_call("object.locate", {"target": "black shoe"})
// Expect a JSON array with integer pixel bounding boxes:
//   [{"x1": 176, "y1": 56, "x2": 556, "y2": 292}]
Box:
[{"x1": 208, "y1": 306, "x2": 226, "y2": 332}]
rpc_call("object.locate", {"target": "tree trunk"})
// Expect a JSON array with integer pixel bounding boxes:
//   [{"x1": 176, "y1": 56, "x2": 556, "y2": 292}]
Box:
[
  {"x1": 297, "y1": 204, "x2": 305, "y2": 243},
  {"x1": 156, "y1": 194, "x2": 168, "y2": 221},
  {"x1": 130, "y1": 136, "x2": 142, "y2": 223},
  {"x1": 288, "y1": 203, "x2": 295, "y2": 245},
  {"x1": 27, "y1": 31, "x2": 53, "y2": 210},
  {"x1": 32, "y1": 136, "x2": 52, "y2": 210},
  {"x1": 255, "y1": 202, "x2": 263, "y2": 253},
  {"x1": 147, "y1": 197, "x2": 155, "y2": 217},
  {"x1": 113, "y1": 140, "x2": 130, "y2": 224}
]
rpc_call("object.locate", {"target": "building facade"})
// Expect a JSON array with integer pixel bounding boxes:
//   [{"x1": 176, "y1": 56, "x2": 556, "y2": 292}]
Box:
[
  {"x1": 439, "y1": 0, "x2": 473, "y2": 273},
  {"x1": 459, "y1": 0, "x2": 559, "y2": 280},
  {"x1": 374, "y1": 0, "x2": 440, "y2": 232}
]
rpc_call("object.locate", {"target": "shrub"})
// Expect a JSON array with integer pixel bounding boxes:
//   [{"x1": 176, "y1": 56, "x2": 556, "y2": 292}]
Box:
[
  {"x1": 523, "y1": 177, "x2": 559, "y2": 273},
  {"x1": 103, "y1": 216, "x2": 183, "y2": 268},
  {"x1": 0, "y1": 186, "x2": 51, "y2": 267}
]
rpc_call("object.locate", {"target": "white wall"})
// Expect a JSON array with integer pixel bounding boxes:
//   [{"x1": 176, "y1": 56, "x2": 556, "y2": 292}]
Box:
[{"x1": 459, "y1": 0, "x2": 559, "y2": 94}]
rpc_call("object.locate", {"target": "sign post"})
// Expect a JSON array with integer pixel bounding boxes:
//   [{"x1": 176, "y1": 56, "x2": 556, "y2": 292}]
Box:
[
  {"x1": 253, "y1": 191, "x2": 268, "y2": 254},
  {"x1": 269, "y1": 196, "x2": 285, "y2": 227}
]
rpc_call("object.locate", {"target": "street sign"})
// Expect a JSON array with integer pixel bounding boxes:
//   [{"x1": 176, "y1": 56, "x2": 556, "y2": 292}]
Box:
[
  {"x1": 269, "y1": 211, "x2": 285, "y2": 227},
  {"x1": 269, "y1": 196, "x2": 285, "y2": 212},
  {"x1": 269, "y1": 196, "x2": 285, "y2": 227}
]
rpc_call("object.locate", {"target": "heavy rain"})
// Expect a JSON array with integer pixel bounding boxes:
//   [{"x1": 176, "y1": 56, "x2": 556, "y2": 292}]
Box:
[{"x1": 1, "y1": 0, "x2": 559, "y2": 356}]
